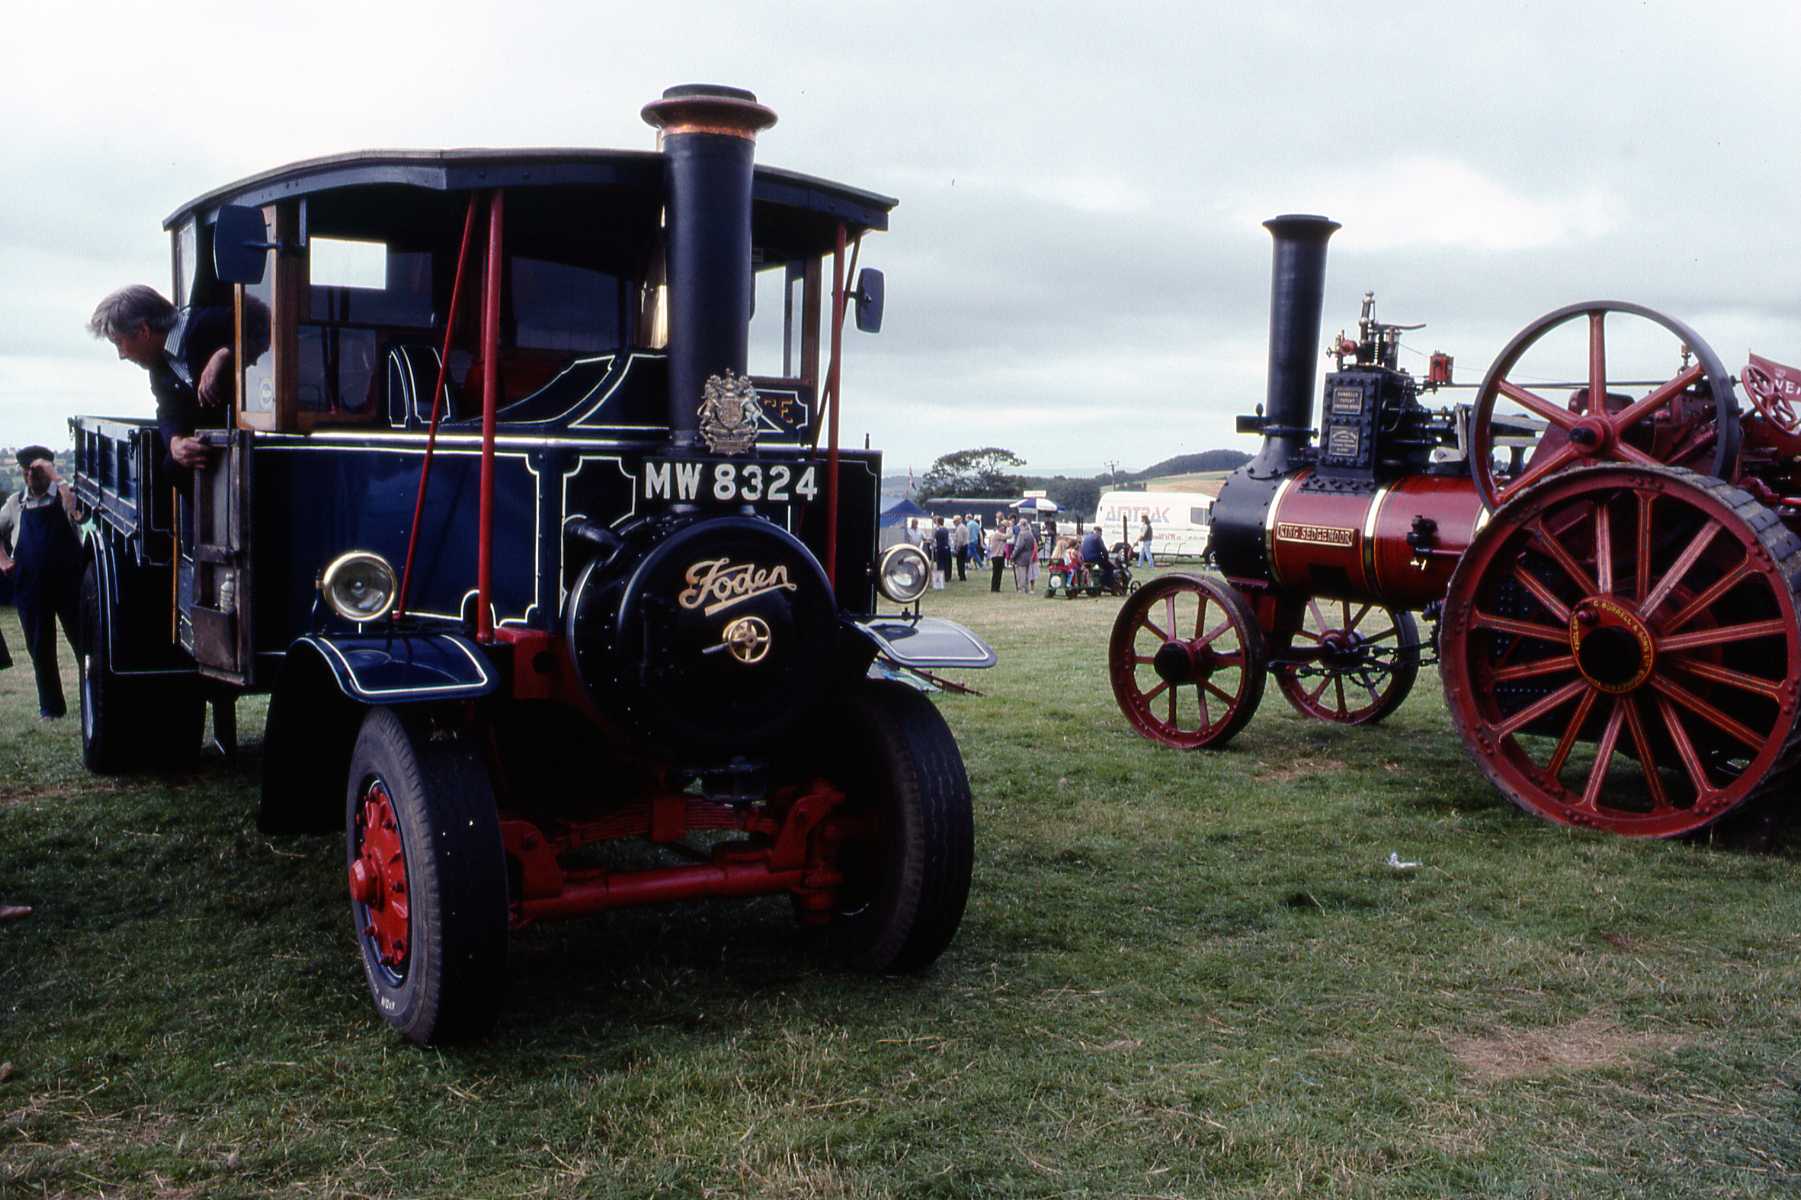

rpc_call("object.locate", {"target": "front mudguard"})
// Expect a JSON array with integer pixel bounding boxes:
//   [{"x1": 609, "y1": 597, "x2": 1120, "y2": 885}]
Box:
[
  {"x1": 852, "y1": 615, "x2": 997, "y2": 670},
  {"x1": 294, "y1": 632, "x2": 499, "y2": 704}
]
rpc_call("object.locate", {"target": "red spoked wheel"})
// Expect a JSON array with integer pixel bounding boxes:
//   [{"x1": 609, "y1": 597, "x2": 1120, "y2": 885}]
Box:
[
  {"x1": 1470, "y1": 301, "x2": 1741, "y2": 511},
  {"x1": 1273, "y1": 600, "x2": 1420, "y2": 725},
  {"x1": 1109, "y1": 573, "x2": 1267, "y2": 748},
  {"x1": 1441, "y1": 464, "x2": 1801, "y2": 837}
]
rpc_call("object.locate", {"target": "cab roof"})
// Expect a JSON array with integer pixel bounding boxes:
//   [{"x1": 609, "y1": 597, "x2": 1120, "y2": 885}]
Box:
[{"x1": 163, "y1": 148, "x2": 896, "y2": 253}]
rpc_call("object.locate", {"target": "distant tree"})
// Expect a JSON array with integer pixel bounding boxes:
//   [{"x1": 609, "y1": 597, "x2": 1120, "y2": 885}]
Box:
[
  {"x1": 1043, "y1": 477, "x2": 1100, "y2": 518},
  {"x1": 918, "y1": 447, "x2": 1026, "y2": 500}
]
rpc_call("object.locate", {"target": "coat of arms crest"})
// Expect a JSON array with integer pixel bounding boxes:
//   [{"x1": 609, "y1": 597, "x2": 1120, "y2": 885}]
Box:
[{"x1": 698, "y1": 370, "x2": 763, "y2": 455}]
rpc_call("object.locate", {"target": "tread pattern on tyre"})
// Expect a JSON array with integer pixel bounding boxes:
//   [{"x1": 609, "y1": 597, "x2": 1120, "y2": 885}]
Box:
[{"x1": 835, "y1": 679, "x2": 974, "y2": 974}]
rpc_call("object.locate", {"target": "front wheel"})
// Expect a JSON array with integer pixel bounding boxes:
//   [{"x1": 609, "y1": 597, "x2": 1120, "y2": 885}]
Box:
[
  {"x1": 1109, "y1": 574, "x2": 1268, "y2": 748},
  {"x1": 346, "y1": 708, "x2": 509, "y2": 1043},
  {"x1": 818, "y1": 680, "x2": 974, "y2": 973}
]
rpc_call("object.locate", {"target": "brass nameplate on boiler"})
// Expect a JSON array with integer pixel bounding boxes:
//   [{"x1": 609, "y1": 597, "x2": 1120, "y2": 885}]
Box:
[{"x1": 1275, "y1": 522, "x2": 1356, "y2": 547}]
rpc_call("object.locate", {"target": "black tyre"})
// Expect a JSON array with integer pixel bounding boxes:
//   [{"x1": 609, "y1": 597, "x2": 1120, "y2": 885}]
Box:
[
  {"x1": 345, "y1": 708, "x2": 508, "y2": 1044},
  {"x1": 820, "y1": 679, "x2": 974, "y2": 973},
  {"x1": 79, "y1": 559, "x2": 201, "y2": 773}
]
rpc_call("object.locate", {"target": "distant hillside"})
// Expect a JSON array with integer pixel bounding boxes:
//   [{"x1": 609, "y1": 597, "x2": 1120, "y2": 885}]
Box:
[{"x1": 1130, "y1": 450, "x2": 1249, "y2": 481}]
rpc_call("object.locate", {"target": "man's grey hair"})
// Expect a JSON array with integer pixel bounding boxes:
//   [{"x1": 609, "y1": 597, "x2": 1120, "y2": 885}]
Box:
[{"x1": 87, "y1": 285, "x2": 177, "y2": 340}]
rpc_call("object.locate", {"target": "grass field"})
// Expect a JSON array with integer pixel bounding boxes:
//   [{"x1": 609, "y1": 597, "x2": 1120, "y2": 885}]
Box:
[{"x1": 4, "y1": 582, "x2": 1801, "y2": 1198}]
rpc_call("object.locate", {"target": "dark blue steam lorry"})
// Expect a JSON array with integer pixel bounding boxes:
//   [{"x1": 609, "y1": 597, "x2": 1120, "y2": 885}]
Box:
[{"x1": 69, "y1": 85, "x2": 994, "y2": 1043}]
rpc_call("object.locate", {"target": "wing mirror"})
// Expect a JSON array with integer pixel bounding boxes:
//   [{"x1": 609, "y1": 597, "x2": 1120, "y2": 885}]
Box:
[
  {"x1": 213, "y1": 204, "x2": 277, "y2": 285},
  {"x1": 852, "y1": 268, "x2": 884, "y2": 334}
]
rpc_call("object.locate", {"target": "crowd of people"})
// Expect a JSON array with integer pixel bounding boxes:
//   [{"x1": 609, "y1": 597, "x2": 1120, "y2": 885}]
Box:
[{"x1": 900, "y1": 511, "x2": 1155, "y2": 595}]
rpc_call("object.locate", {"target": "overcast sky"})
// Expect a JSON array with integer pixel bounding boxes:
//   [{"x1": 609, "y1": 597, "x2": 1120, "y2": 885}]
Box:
[{"x1": 5, "y1": 0, "x2": 1799, "y2": 477}]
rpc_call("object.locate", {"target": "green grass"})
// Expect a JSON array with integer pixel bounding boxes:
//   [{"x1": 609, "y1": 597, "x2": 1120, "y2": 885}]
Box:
[{"x1": 4, "y1": 586, "x2": 1801, "y2": 1198}]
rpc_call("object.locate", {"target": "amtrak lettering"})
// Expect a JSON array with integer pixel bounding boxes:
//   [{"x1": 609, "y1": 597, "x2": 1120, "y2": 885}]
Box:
[{"x1": 679, "y1": 558, "x2": 800, "y2": 617}]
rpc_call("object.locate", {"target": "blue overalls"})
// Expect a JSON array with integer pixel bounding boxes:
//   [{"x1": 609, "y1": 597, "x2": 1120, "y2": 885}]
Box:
[{"x1": 11, "y1": 490, "x2": 82, "y2": 718}]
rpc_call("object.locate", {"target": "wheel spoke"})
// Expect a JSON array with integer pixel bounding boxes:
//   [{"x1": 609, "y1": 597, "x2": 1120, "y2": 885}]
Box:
[
  {"x1": 1577, "y1": 699, "x2": 1626, "y2": 812},
  {"x1": 1308, "y1": 597, "x2": 1328, "y2": 633},
  {"x1": 1655, "y1": 693, "x2": 1714, "y2": 801},
  {"x1": 1611, "y1": 364, "x2": 1704, "y2": 435},
  {"x1": 1138, "y1": 614, "x2": 1172, "y2": 643},
  {"x1": 1638, "y1": 519, "x2": 1722, "y2": 619},
  {"x1": 1166, "y1": 685, "x2": 1177, "y2": 729},
  {"x1": 1364, "y1": 625, "x2": 1397, "y2": 643},
  {"x1": 1193, "y1": 592, "x2": 1209, "y2": 640},
  {"x1": 1510, "y1": 564, "x2": 1572, "y2": 623},
  {"x1": 1620, "y1": 694, "x2": 1670, "y2": 813},
  {"x1": 1348, "y1": 602, "x2": 1370, "y2": 631},
  {"x1": 1334, "y1": 675, "x2": 1348, "y2": 717},
  {"x1": 1658, "y1": 618, "x2": 1790, "y2": 654},
  {"x1": 1305, "y1": 674, "x2": 1333, "y2": 703},
  {"x1": 1662, "y1": 561, "x2": 1757, "y2": 633},
  {"x1": 1473, "y1": 611, "x2": 1571, "y2": 644},
  {"x1": 1615, "y1": 443, "x2": 1663, "y2": 468},
  {"x1": 1202, "y1": 679, "x2": 1236, "y2": 705},
  {"x1": 1194, "y1": 685, "x2": 1213, "y2": 733},
  {"x1": 1528, "y1": 517, "x2": 1600, "y2": 595},
  {"x1": 1139, "y1": 679, "x2": 1170, "y2": 706},
  {"x1": 1547, "y1": 686, "x2": 1601, "y2": 779},
  {"x1": 1498, "y1": 379, "x2": 1580, "y2": 429},
  {"x1": 1499, "y1": 442, "x2": 1582, "y2": 505},
  {"x1": 1196, "y1": 619, "x2": 1233, "y2": 650},
  {"x1": 1668, "y1": 656, "x2": 1786, "y2": 702},
  {"x1": 1164, "y1": 594, "x2": 1179, "y2": 644},
  {"x1": 1587, "y1": 310, "x2": 1607, "y2": 413},
  {"x1": 1648, "y1": 673, "x2": 1768, "y2": 750},
  {"x1": 1635, "y1": 492, "x2": 1654, "y2": 601},
  {"x1": 1493, "y1": 654, "x2": 1578, "y2": 682},
  {"x1": 1495, "y1": 677, "x2": 1589, "y2": 739},
  {"x1": 1594, "y1": 499, "x2": 1614, "y2": 595},
  {"x1": 1132, "y1": 654, "x2": 1158, "y2": 666}
]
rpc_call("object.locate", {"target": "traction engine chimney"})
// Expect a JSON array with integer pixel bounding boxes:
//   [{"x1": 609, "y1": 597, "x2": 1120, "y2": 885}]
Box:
[
  {"x1": 642, "y1": 84, "x2": 778, "y2": 449},
  {"x1": 1249, "y1": 214, "x2": 1340, "y2": 479}
]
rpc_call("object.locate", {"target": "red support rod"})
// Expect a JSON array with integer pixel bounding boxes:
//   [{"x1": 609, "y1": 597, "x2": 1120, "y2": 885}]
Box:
[
  {"x1": 476, "y1": 190, "x2": 504, "y2": 643},
  {"x1": 516, "y1": 862, "x2": 810, "y2": 922},
  {"x1": 395, "y1": 194, "x2": 479, "y2": 619},
  {"x1": 823, "y1": 222, "x2": 846, "y2": 587}
]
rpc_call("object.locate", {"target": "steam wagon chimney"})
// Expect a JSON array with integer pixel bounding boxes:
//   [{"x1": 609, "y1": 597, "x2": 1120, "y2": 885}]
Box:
[
  {"x1": 1249, "y1": 214, "x2": 1340, "y2": 479},
  {"x1": 642, "y1": 84, "x2": 779, "y2": 449}
]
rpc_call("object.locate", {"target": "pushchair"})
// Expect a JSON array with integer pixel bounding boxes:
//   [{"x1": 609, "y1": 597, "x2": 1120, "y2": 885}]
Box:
[{"x1": 1056, "y1": 543, "x2": 1139, "y2": 598}]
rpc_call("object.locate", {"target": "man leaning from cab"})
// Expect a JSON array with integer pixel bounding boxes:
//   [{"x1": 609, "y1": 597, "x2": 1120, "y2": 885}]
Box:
[{"x1": 86, "y1": 285, "x2": 233, "y2": 477}]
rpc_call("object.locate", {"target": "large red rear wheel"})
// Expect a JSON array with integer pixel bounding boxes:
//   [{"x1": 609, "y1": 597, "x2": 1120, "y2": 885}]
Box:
[
  {"x1": 1441, "y1": 465, "x2": 1801, "y2": 837},
  {"x1": 1109, "y1": 574, "x2": 1266, "y2": 749},
  {"x1": 1469, "y1": 301, "x2": 1740, "y2": 511}
]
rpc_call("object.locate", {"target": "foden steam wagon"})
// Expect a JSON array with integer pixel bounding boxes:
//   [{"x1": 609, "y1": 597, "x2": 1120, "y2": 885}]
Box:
[
  {"x1": 1113, "y1": 214, "x2": 1801, "y2": 839},
  {"x1": 71, "y1": 86, "x2": 994, "y2": 1043}
]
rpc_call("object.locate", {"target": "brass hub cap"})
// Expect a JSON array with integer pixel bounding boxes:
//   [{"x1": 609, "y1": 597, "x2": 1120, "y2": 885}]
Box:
[{"x1": 1569, "y1": 596, "x2": 1655, "y2": 694}]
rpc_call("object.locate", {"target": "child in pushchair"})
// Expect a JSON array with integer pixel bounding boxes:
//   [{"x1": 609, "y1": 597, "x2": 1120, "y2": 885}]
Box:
[{"x1": 1048, "y1": 538, "x2": 1139, "y2": 598}]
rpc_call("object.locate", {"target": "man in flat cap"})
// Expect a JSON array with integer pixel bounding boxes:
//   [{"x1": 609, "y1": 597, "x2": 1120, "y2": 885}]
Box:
[{"x1": 0, "y1": 447, "x2": 84, "y2": 719}]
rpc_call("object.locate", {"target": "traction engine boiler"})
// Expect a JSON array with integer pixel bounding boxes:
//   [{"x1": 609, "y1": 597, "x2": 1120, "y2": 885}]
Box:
[{"x1": 1112, "y1": 214, "x2": 1801, "y2": 838}]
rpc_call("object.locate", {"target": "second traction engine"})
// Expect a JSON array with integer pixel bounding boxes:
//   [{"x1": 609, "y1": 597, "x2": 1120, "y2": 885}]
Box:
[{"x1": 1113, "y1": 208, "x2": 1801, "y2": 841}]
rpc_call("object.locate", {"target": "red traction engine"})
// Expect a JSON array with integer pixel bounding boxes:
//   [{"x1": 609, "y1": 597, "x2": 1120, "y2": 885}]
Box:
[{"x1": 1111, "y1": 213, "x2": 1801, "y2": 838}]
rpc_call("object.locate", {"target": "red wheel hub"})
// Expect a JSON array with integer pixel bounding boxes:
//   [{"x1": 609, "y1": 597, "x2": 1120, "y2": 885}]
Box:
[{"x1": 350, "y1": 782, "x2": 410, "y2": 969}]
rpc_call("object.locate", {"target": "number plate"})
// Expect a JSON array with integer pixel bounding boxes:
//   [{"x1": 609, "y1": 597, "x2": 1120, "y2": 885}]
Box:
[{"x1": 642, "y1": 458, "x2": 821, "y2": 506}]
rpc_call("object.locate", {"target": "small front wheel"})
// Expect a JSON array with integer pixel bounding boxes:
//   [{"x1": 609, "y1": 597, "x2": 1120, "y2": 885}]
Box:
[
  {"x1": 1109, "y1": 574, "x2": 1267, "y2": 748},
  {"x1": 345, "y1": 708, "x2": 509, "y2": 1044}
]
